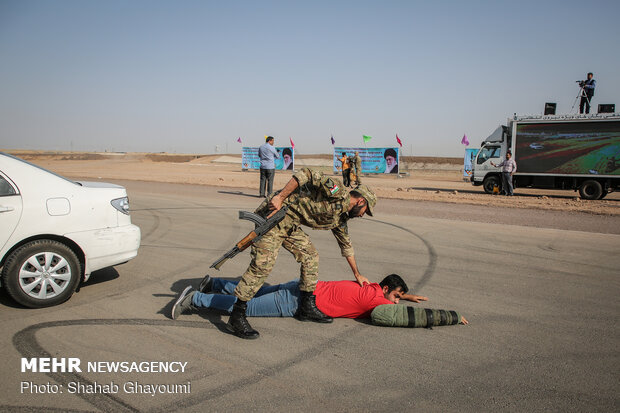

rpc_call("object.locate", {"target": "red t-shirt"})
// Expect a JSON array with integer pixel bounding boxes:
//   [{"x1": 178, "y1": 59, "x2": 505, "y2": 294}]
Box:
[{"x1": 313, "y1": 280, "x2": 393, "y2": 318}]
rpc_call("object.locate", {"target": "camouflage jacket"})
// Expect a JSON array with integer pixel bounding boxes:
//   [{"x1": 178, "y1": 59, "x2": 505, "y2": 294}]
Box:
[{"x1": 261, "y1": 168, "x2": 354, "y2": 257}]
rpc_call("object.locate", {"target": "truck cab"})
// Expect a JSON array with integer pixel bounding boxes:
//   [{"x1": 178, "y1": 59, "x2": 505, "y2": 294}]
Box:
[
  {"x1": 472, "y1": 145, "x2": 502, "y2": 193},
  {"x1": 471, "y1": 125, "x2": 508, "y2": 193}
]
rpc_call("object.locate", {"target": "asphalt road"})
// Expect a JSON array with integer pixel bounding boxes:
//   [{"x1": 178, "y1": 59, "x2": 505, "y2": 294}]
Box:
[{"x1": 1, "y1": 181, "x2": 619, "y2": 412}]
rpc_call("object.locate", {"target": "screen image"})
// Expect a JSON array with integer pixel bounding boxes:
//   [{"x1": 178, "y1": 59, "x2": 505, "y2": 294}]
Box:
[
  {"x1": 242, "y1": 147, "x2": 294, "y2": 170},
  {"x1": 514, "y1": 121, "x2": 620, "y2": 175}
]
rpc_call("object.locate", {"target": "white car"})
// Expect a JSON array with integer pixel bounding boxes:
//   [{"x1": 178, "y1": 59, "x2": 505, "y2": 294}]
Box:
[{"x1": 0, "y1": 153, "x2": 141, "y2": 308}]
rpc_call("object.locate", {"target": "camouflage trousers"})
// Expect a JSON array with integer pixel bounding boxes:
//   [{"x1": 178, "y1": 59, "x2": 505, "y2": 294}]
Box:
[
  {"x1": 234, "y1": 216, "x2": 319, "y2": 302},
  {"x1": 353, "y1": 164, "x2": 362, "y2": 184}
]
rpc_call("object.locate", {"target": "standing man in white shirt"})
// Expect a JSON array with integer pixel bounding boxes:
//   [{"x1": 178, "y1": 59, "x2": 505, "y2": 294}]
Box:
[
  {"x1": 491, "y1": 151, "x2": 517, "y2": 196},
  {"x1": 258, "y1": 136, "x2": 280, "y2": 197}
]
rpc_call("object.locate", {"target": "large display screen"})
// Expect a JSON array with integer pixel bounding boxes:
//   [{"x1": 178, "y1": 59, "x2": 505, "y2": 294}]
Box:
[{"x1": 514, "y1": 121, "x2": 620, "y2": 175}]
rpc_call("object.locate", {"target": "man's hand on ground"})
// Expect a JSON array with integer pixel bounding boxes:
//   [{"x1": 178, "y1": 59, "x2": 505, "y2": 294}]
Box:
[
  {"x1": 402, "y1": 294, "x2": 428, "y2": 303},
  {"x1": 460, "y1": 316, "x2": 469, "y2": 325}
]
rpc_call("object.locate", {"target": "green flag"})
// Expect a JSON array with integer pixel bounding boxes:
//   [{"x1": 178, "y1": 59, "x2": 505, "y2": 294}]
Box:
[{"x1": 363, "y1": 135, "x2": 372, "y2": 143}]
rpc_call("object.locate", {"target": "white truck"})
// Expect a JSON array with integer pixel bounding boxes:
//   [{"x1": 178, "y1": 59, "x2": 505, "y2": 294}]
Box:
[{"x1": 471, "y1": 114, "x2": 620, "y2": 199}]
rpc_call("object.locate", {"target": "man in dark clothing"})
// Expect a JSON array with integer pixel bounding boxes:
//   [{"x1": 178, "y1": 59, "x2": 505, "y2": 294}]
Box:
[{"x1": 579, "y1": 72, "x2": 596, "y2": 114}]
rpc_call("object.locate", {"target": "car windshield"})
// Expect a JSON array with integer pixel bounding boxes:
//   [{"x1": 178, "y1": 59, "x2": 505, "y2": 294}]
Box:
[
  {"x1": 477, "y1": 147, "x2": 500, "y2": 164},
  {"x1": 1, "y1": 152, "x2": 81, "y2": 186}
]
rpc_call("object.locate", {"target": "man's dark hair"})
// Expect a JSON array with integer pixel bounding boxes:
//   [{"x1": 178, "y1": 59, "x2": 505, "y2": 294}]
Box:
[
  {"x1": 266, "y1": 136, "x2": 274, "y2": 143},
  {"x1": 283, "y1": 148, "x2": 292, "y2": 157},
  {"x1": 507, "y1": 151, "x2": 512, "y2": 155},
  {"x1": 587, "y1": 72, "x2": 593, "y2": 77},
  {"x1": 384, "y1": 148, "x2": 397, "y2": 159},
  {"x1": 379, "y1": 274, "x2": 409, "y2": 294},
  {"x1": 342, "y1": 152, "x2": 346, "y2": 156}
]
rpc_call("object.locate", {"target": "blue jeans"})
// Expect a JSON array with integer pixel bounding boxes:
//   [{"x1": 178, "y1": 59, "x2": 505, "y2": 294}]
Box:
[
  {"x1": 192, "y1": 278, "x2": 300, "y2": 317},
  {"x1": 501, "y1": 172, "x2": 514, "y2": 195}
]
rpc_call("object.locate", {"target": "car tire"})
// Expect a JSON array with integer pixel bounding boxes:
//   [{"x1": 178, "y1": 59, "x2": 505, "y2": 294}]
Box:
[
  {"x1": 579, "y1": 180, "x2": 603, "y2": 200},
  {"x1": 483, "y1": 175, "x2": 500, "y2": 194},
  {"x1": 1, "y1": 240, "x2": 81, "y2": 308}
]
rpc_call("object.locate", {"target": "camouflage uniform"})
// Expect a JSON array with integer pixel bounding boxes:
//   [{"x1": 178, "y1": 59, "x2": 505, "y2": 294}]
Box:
[
  {"x1": 234, "y1": 168, "x2": 354, "y2": 301},
  {"x1": 351, "y1": 155, "x2": 362, "y2": 184}
]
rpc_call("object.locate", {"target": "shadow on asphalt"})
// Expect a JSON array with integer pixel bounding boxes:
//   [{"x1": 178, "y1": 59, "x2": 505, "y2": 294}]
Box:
[{"x1": 218, "y1": 190, "x2": 262, "y2": 198}]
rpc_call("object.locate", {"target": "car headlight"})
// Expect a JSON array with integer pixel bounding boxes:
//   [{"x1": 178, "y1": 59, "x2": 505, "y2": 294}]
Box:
[{"x1": 111, "y1": 197, "x2": 130, "y2": 215}]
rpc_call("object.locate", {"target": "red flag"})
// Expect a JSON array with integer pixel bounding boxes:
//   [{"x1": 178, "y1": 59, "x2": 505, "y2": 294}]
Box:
[
  {"x1": 331, "y1": 135, "x2": 335, "y2": 145},
  {"x1": 461, "y1": 134, "x2": 469, "y2": 146},
  {"x1": 236, "y1": 137, "x2": 242, "y2": 143},
  {"x1": 396, "y1": 134, "x2": 403, "y2": 147},
  {"x1": 290, "y1": 137, "x2": 295, "y2": 149}
]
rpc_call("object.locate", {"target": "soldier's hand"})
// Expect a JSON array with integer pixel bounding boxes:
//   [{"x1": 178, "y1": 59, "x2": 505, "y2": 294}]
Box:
[
  {"x1": 460, "y1": 316, "x2": 469, "y2": 325},
  {"x1": 267, "y1": 195, "x2": 283, "y2": 218},
  {"x1": 355, "y1": 274, "x2": 370, "y2": 286}
]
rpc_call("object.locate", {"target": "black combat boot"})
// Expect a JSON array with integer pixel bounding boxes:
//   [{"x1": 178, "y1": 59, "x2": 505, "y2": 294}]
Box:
[
  {"x1": 227, "y1": 300, "x2": 259, "y2": 339},
  {"x1": 296, "y1": 291, "x2": 333, "y2": 323}
]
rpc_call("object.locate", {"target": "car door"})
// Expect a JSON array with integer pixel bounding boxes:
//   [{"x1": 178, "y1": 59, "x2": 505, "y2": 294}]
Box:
[{"x1": 0, "y1": 172, "x2": 22, "y2": 253}]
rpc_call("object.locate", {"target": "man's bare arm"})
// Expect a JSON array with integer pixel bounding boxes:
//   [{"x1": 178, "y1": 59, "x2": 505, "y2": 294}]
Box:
[
  {"x1": 267, "y1": 177, "x2": 299, "y2": 217},
  {"x1": 401, "y1": 293, "x2": 428, "y2": 303},
  {"x1": 345, "y1": 255, "x2": 370, "y2": 286}
]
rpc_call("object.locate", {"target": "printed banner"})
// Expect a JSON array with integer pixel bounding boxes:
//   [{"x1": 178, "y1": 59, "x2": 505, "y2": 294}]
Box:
[
  {"x1": 464, "y1": 148, "x2": 478, "y2": 178},
  {"x1": 333, "y1": 147, "x2": 400, "y2": 174},
  {"x1": 242, "y1": 147, "x2": 294, "y2": 170}
]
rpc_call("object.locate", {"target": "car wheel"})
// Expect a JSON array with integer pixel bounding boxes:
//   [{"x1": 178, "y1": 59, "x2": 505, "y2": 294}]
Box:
[
  {"x1": 483, "y1": 175, "x2": 500, "y2": 194},
  {"x1": 579, "y1": 180, "x2": 603, "y2": 200},
  {"x1": 1, "y1": 240, "x2": 81, "y2": 308}
]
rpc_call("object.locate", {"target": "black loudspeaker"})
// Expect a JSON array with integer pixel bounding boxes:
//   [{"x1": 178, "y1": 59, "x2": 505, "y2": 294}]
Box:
[
  {"x1": 544, "y1": 102, "x2": 556, "y2": 115},
  {"x1": 598, "y1": 104, "x2": 615, "y2": 113}
]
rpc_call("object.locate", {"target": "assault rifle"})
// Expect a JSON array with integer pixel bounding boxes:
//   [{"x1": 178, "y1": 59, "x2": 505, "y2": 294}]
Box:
[{"x1": 209, "y1": 206, "x2": 289, "y2": 270}]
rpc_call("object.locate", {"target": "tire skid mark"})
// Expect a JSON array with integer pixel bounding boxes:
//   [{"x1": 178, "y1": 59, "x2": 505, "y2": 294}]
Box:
[
  {"x1": 369, "y1": 218, "x2": 438, "y2": 291},
  {"x1": 135, "y1": 203, "x2": 245, "y2": 254},
  {"x1": 10, "y1": 319, "x2": 369, "y2": 413},
  {"x1": 135, "y1": 208, "x2": 160, "y2": 241}
]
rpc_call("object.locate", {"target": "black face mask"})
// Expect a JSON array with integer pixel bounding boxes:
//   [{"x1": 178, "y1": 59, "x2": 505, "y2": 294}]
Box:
[{"x1": 348, "y1": 203, "x2": 365, "y2": 218}]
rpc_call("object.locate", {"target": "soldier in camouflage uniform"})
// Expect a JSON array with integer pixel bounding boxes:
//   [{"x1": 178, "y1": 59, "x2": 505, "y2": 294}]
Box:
[
  {"x1": 228, "y1": 167, "x2": 377, "y2": 339},
  {"x1": 351, "y1": 151, "x2": 363, "y2": 185}
]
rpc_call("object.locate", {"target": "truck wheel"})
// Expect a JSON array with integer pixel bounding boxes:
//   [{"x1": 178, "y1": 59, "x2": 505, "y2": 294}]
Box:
[
  {"x1": 1, "y1": 240, "x2": 81, "y2": 308},
  {"x1": 483, "y1": 176, "x2": 500, "y2": 194},
  {"x1": 579, "y1": 180, "x2": 603, "y2": 200}
]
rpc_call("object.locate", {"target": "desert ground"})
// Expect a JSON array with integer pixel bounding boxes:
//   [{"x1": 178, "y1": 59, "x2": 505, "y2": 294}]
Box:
[{"x1": 5, "y1": 150, "x2": 620, "y2": 216}]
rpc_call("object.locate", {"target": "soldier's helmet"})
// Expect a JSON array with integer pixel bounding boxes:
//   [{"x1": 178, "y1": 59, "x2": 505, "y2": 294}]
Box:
[{"x1": 352, "y1": 184, "x2": 376, "y2": 216}]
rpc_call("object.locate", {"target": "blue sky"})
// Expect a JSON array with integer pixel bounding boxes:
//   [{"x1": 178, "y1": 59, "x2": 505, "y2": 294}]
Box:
[{"x1": 1, "y1": 0, "x2": 619, "y2": 156}]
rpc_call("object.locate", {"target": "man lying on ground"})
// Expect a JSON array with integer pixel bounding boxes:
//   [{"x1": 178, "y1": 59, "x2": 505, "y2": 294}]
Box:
[{"x1": 172, "y1": 273, "x2": 468, "y2": 325}]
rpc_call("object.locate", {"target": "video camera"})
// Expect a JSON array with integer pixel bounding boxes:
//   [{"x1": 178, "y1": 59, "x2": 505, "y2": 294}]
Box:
[{"x1": 576, "y1": 80, "x2": 586, "y2": 87}]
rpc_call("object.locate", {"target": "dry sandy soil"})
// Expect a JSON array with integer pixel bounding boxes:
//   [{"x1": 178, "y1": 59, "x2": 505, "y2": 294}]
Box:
[{"x1": 5, "y1": 150, "x2": 620, "y2": 216}]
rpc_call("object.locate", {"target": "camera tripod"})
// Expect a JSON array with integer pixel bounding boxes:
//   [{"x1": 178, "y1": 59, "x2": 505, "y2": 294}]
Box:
[{"x1": 571, "y1": 84, "x2": 591, "y2": 113}]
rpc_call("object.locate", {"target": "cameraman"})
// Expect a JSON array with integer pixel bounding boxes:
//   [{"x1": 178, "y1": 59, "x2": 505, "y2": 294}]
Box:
[{"x1": 579, "y1": 72, "x2": 596, "y2": 114}]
